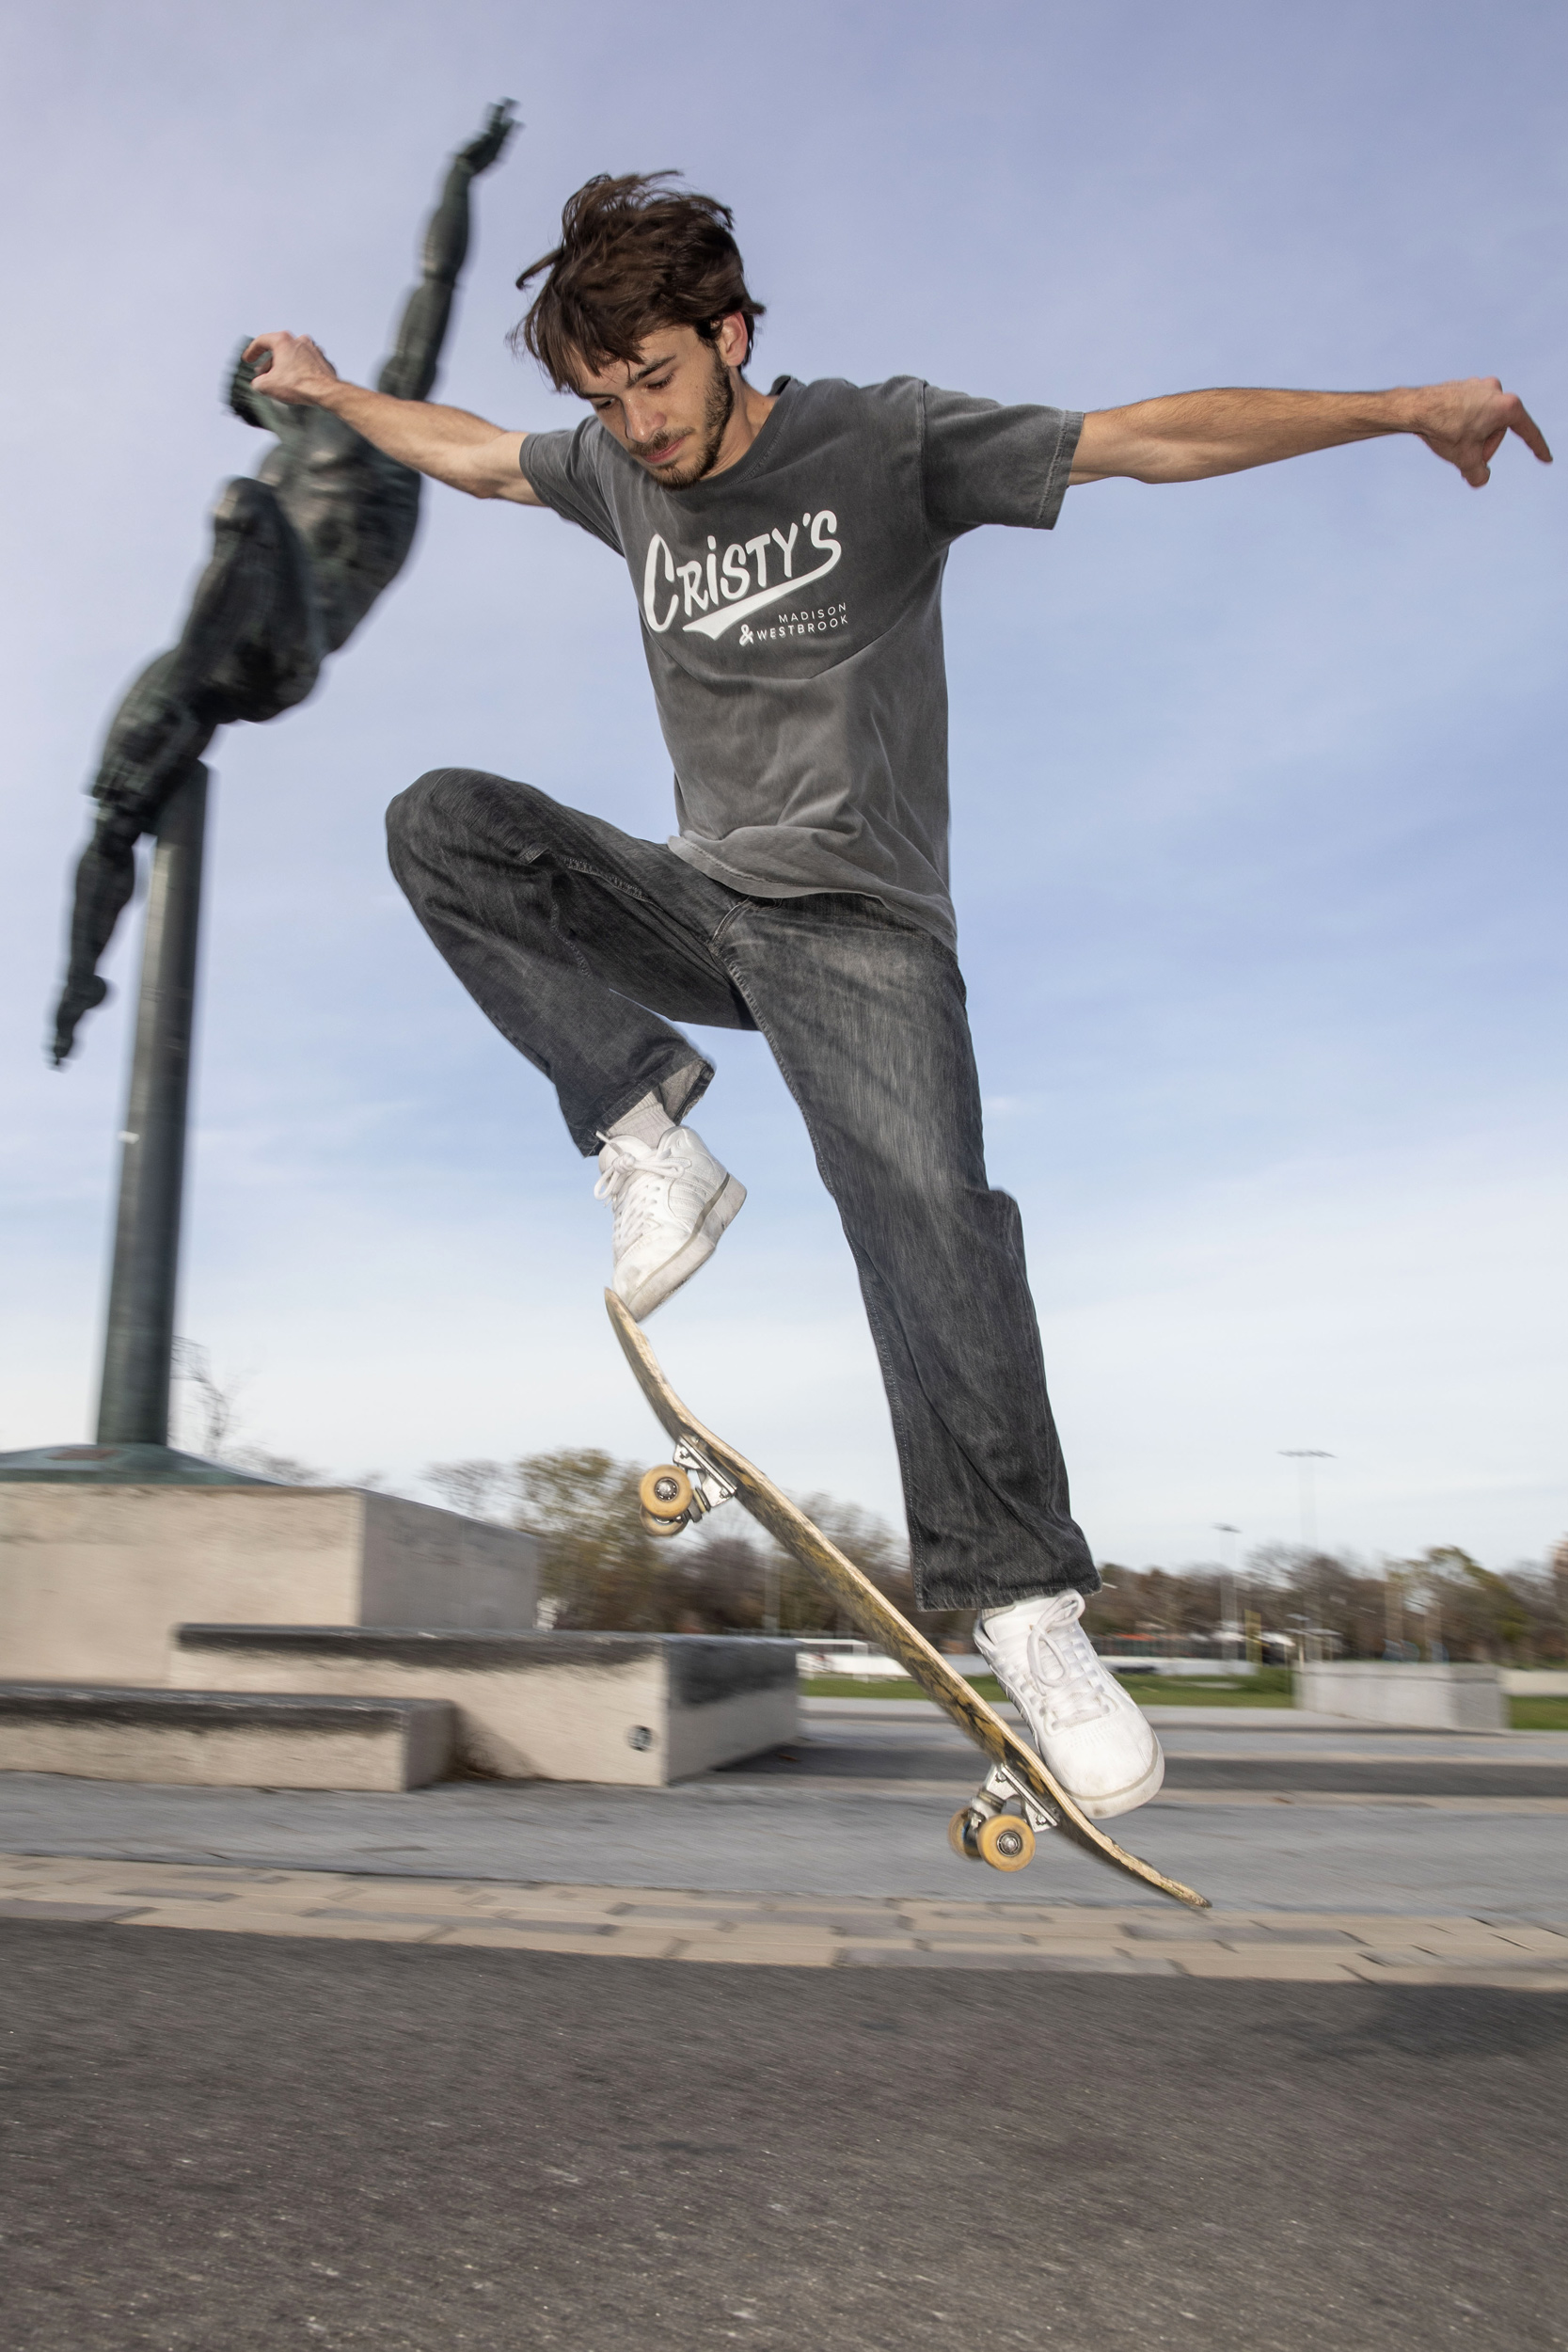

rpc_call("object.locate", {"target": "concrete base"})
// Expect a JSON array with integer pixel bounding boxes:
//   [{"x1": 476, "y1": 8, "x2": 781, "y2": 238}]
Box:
[
  {"x1": 0, "y1": 1686, "x2": 454, "y2": 1791},
  {"x1": 171, "y1": 1628, "x2": 799, "y2": 1786},
  {"x1": 1295, "y1": 1661, "x2": 1506, "y2": 1730},
  {"x1": 0, "y1": 1486, "x2": 540, "y2": 1683}
]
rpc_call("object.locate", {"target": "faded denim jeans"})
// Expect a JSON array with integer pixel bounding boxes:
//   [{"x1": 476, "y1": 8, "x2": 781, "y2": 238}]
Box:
[{"x1": 386, "y1": 768, "x2": 1097, "y2": 1613}]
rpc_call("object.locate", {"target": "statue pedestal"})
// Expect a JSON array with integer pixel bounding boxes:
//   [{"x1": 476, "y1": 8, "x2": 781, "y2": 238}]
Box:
[
  {"x1": 0, "y1": 1482, "x2": 540, "y2": 1686},
  {"x1": 0, "y1": 1483, "x2": 796, "y2": 1788}
]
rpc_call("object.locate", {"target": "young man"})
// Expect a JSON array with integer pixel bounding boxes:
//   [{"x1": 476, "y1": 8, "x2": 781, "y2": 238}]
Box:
[{"x1": 245, "y1": 173, "x2": 1548, "y2": 1820}]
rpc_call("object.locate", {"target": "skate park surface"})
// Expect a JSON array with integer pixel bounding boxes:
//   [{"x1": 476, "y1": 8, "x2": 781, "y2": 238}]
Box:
[{"x1": 6, "y1": 1699, "x2": 1566, "y2": 2350}]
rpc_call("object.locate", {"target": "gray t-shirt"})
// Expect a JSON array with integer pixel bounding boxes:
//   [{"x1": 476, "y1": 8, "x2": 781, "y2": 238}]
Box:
[{"x1": 518, "y1": 374, "x2": 1082, "y2": 948}]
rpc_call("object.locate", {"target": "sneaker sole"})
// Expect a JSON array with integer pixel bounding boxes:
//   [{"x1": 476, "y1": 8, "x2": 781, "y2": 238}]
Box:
[
  {"x1": 974, "y1": 1640, "x2": 1167, "y2": 1821},
  {"x1": 1071, "y1": 1743, "x2": 1165, "y2": 1820},
  {"x1": 619, "y1": 1175, "x2": 747, "y2": 1322}
]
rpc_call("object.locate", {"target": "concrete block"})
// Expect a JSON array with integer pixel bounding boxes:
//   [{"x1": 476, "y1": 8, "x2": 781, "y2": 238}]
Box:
[
  {"x1": 1295, "y1": 1661, "x2": 1507, "y2": 1730},
  {"x1": 0, "y1": 1486, "x2": 539, "y2": 1683},
  {"x1": 170, "y1": 1627, "x2": 798, "y2": 1785},
  {"x1": 0, "y1": 1685, "x2": 453, "y2": 1791}
]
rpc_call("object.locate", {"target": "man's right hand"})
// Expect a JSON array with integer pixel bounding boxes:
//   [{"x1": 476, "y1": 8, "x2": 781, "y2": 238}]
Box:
[
  {"x1": 242, "y1": 332, "x2": 341, "y2": 407},
  {"x1": 236, "y1": 335, "x2": 536, "y2": 502}
]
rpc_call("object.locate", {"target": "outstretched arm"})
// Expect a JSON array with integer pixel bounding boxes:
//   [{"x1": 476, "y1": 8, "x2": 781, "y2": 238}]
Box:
[
  {"x1": 377, "y1": 99, "x2": 516, "y2": 405},
  {"x1": 1070, "y1": 378, "x2": 1552, "y2": 489},
  {"x1": 241, "y1": 331, "x2": 541, "y2": 502}
]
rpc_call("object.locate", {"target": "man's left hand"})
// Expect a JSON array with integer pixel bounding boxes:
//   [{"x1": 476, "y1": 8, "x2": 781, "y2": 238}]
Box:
[{"x1": 1410, "y1": 376, "x2": 1553, "y2": 486}]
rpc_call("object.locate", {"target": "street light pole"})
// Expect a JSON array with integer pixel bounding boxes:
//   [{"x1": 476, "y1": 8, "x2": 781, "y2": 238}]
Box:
[
  {"x1": 1212, "y1": 1522, "x2": 1242, "y2": 1661},
  {"x1": 1279, "y1": 1450, "x2": 1334, "y2": 1661}
]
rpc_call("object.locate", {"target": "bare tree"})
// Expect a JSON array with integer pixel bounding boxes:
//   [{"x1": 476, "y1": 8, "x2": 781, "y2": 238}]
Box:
[
  {"x1": 227, "y1": 1448, "x2": 329, "y2": 1485},
  {"x1": 1085, "y1": 1545, "x2": 1565, "y2": 1664},
  {"x1": 171, "y1": 1338, "x2": 246, "y2": 1457},
  {"x1": 423, "y1": 1458, "x2": 515, "y2": 1521}
]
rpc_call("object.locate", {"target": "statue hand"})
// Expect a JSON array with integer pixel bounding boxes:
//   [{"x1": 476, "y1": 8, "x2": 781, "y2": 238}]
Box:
[
  {"x1": 241, "y1": 331, "x2": 341, "y2": 408},
  {"x1": 229, "y1": 340, "x2": 280, "y2": 429},
  {"x1": 454, "y1": 99, "x2": 516, "y2": 178}
]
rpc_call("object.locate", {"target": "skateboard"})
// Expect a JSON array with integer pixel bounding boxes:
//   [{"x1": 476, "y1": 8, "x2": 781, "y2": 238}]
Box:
[{"x1": 606, "y1": 1291, "x2": 1209, "y2": 1910}]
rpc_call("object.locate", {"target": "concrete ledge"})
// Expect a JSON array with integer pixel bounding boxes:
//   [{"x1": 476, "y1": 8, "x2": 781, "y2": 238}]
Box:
[
  {"x1": 170, "y1": 1629, "x2": 799, "y2": 1786},
  {"x1": 0, "y1": 1485, "x2": 540, "y2": 1683},
  {"x1": 1296, "y1": 1662, "x2": 1507, "y2": 1731},
  {"x1": 0, "y1": 1685, "x2": 453, "y2": 1791}
]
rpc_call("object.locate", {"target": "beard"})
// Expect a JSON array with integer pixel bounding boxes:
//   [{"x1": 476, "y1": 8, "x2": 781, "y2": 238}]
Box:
[{"x1": 627, "y1": 343, "x2": 736, "y2": 487}]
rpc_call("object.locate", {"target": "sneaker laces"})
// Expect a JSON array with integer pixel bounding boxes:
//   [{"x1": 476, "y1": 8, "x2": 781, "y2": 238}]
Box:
[
  {"x1": 594, "y1": 1136, "x2": 668, "y2": 1253},
  {"x1": 1028, "y1": 1610, "x2": 1115, "y2": 1733}
]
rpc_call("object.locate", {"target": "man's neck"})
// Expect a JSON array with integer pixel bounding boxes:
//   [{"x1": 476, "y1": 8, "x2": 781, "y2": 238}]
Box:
[{"x1": 705, "y1": 373, "x2": 777, "y2": 481}]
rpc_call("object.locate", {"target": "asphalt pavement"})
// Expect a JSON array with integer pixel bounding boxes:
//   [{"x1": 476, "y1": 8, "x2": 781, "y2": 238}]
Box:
[
  {"x1": 4, "y1": 1716, "x2": 1566, "y2": 1916},
  {"x1": 6, "y1": 1705, "x2": 1567, "y2": 2350},
  {"x1": 6, "y1": 1916, "x2": 1566, "y2": 2352}
]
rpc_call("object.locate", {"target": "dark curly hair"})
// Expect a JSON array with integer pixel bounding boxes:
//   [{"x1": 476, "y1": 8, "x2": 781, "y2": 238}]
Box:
[{"x1": 512, "y1": 172, "x2": 765, "y2": 390}]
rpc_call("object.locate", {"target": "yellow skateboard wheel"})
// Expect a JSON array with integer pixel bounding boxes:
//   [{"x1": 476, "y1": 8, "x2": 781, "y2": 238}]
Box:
[
  {"x1": 948, "y1": 1806, "x2": 979, "y2": 1859},
  {"x1": 976, "y1": 1814, "x2": 1035, "y2": 1872},
  {"x1": 639, "y1": 1465, "x2": 693, "y2": 1535}
]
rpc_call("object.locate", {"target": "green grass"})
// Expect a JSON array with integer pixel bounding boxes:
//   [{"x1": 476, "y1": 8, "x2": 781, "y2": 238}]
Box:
[
  {"x1": 801, "y1": 1666, "x2": 1295, "y2": 1707},
  {"x1": 801, "y1": 1674, "x2": 1568, "y2": 1726},
  {"x1": 1114, "y1": 1666, "x2": 1295, "y2": 1707},
  {"x1": 1509, "y1": 1697, "x2": 1568, "y2": 1731},
  {"x1": 800, "y1": 1674, "x2": 1005, "y2": 1702}
]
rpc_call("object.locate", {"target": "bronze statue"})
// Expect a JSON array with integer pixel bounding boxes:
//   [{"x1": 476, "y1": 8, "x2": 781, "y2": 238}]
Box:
[{"x1": 51, "y1": 101, "x2": 516, "y2": 1066}]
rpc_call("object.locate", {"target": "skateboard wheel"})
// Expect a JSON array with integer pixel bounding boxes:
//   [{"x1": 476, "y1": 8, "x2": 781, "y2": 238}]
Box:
[
  {"x1": 639, "y1": 1465, "x2": 693, "y2": 1533},
  {"x1": 947, "y1": 1807, "x2": 981, "y2": 1860},
  {"x1": 640, "y1": 1502, "x2": 689, "y2": 1538},
  {"x1": 976, "y1": 1814, "x2": 1035, "y2": 1872}
]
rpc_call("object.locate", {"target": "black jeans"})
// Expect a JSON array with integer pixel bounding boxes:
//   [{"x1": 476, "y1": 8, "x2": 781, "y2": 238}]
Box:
[{"x1": 386, "y1": 768, "x2": 1097, "y2": 1613}]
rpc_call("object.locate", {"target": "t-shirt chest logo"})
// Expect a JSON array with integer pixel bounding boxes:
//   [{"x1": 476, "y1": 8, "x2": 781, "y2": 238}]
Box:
[{"x1": 641, "y1": 510, "x2": 842, "y2": 641}]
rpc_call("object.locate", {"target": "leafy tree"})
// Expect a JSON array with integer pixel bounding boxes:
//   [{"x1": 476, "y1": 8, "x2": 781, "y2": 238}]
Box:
[
  {"x1": 489, "y1": 1445, "x2": 974, "y2": 1644},
  {"x1": 513, "y1": 1447, "x2": 673, "y2": 1630}
]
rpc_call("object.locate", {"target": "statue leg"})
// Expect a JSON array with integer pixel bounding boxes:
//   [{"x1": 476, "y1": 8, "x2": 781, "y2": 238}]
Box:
[
  {"x1": 54, "y1": 478, "x2": 324, "y2": 1064},
  {"x1": 90, "y1": 478, "x2": 321, "y2": 826},
  {"x1": 50, "y1": 800, "x2": 161, "y2": 1065},
  {"x1": 169, "y1": 475, "x2": 324, "y2": 729}
]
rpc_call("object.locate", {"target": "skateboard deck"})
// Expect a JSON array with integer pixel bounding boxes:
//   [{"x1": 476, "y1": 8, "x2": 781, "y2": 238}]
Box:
[{"x1": 607, "y1": 1291, "x2": 1209, "y2": 1909}]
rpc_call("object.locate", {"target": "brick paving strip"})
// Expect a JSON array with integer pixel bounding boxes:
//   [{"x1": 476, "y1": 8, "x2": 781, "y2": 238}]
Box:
[{"x1": 2, "y1": 1853, "x2": 1566, "y2": 1985}]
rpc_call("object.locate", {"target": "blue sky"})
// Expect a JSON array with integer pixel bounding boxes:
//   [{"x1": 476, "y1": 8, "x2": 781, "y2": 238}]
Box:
[{"x1": 2, "y1": 0, "x2": 1563, "y2": 1573}]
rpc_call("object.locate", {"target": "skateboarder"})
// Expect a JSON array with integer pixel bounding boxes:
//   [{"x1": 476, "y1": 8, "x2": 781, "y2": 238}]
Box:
[{"x1": 244, "y1": 171, "x2": 1549, "y2": 1821}]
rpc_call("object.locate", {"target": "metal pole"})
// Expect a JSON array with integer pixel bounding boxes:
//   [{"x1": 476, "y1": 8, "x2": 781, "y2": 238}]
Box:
[
  {"x1": 95, "y1": 764, "x2": 209, "y2": 1446},
  {"x1": 1213, "y1": 1522, "x2": 1241, "y2": 1661},
  {"x1": 1279, "y1": 1450, "x2": 1333, "y2": 1661}
]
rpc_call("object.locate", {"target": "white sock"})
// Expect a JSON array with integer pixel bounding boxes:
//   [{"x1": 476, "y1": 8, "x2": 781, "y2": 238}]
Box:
[
  {"x1": 603, "y1": 1091, "x2": 677, "y2": 1151},
  {"x1": 979, "y1": 1595, "x2": 1052, "y2": 1629}
]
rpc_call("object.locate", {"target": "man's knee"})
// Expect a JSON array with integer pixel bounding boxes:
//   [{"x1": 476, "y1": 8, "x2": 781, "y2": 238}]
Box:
[
  {"x1": 386, "y1": 767, "x2": 559, "y2": 863},
  {"x1": 386, "y1": 766, "x2": 502, "y2": 875}
]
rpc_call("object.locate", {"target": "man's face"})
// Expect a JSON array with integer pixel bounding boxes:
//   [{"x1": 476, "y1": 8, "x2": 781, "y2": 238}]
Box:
[{"x1": 574, "y1": 318, "x2": 746, "y2": 488}]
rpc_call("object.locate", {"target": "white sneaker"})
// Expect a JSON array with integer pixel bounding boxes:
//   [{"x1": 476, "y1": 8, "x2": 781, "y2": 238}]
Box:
[
  {"x1": 974, "y1": 1589, "x2": 1164, "y2": 1819},
  {"x1": 594, "y1": 1125, "x2": 746, "y2": 1321}
]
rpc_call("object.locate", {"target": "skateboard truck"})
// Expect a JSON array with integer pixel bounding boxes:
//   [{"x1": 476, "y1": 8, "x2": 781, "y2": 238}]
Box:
[
  {"x1": 950, "y1": 1758, "x2": 1060, "y2": 1873},
  {"x1": 638, "y1": 1438, "x2": 736, "y2": 1537}
]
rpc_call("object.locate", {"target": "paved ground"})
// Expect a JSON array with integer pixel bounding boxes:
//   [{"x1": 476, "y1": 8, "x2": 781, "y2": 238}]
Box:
[
  {"x1": 4, "y1": 1716, "x2": 1567, "y2": 1916},
  {"x1": 5, "y1": 1917, "x2": 1565, "y2": 2351},
  {"x1": 6, "y1": 1708, "x2": 1567, "y2": 2348},
  {"x1": 6, "y1": 1851, "x2": 1567, "y2": 1984}
]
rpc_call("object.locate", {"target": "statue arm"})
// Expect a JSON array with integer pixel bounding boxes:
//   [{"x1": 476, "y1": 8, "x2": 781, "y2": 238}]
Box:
[
  {"x1": 375, "y1": 101, "x2": 516, "y2": 405},
  {"x1": 244, "y1": 332, "x2": 539, "y2": 503}
]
